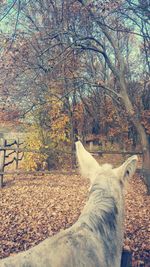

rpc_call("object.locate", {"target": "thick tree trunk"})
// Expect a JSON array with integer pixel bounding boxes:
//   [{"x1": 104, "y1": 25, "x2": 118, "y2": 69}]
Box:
[
  {"x1": 77, "y1": 0, "x2": 150, "y2": 193},
  {"x1": 120, "y1": 80, "x2": 150, "y2": 194},
  {"x1": 142, "y1": 150, "x2": 150, "y2": 195},
  {"x1": 0, "y1": 138, "x2": 5, "y2": 188},
  {"x1": 69, "y1": 110, "x2": 78, "y2": 168}
]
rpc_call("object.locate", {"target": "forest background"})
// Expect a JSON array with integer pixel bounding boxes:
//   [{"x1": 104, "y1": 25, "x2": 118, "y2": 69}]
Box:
[{"x1": 0, "y1": 0, "x2": 150, "y2": 192}]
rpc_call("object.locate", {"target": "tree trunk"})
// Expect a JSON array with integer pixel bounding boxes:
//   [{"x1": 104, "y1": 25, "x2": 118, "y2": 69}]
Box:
[
  {"x1": 142, "y1": 149, "x2": 150, "y2": 195},
  {"x1": 77, "y1": 0, "x2": 150, "y2": 193},
  {"x1": 120, "y1": 80, "x2": 150, "y2": 194},
  {"x1": 0, "y1": 138, "x2": 6, "y2": 188},
  {"x1": 70, "y1": 121, "x2": 77, "y2": 168}
]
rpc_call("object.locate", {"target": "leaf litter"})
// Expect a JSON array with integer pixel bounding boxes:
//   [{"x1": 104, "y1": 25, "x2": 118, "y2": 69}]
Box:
[{"x1": 0, "y1": 173, "x2": 149, "y2": 266}]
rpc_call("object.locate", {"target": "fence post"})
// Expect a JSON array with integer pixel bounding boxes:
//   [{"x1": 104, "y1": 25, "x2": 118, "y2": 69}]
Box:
[
  {"x1": 0, "y1": 138, "x2": 6, "y2": 188},
  {"x1": 16, "y1": 138, "x2": 19, "y2": 170}
]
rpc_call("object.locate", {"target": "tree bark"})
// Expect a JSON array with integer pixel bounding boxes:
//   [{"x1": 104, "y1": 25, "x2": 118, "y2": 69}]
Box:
[
  {"x1": 0, "y1": 138, "x2": 6, "y2": 188},
  {"x1": 120, "y1": 79, "x2": 150, "y2": 194},
  {"x1": 76, "y1": 0, "x2": 150, "y2": 193}
]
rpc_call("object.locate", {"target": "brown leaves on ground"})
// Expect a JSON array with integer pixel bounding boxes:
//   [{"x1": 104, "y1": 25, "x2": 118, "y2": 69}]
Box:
[
  {"x1": 0, "y1": 173, "x2": 88, "y2": 258},
  {"x1": 0, "y1": 173, "x2": 150, "y2": 266},
  {"x1": 124, "y1": 176, "x2": 150, "y2": 266}
]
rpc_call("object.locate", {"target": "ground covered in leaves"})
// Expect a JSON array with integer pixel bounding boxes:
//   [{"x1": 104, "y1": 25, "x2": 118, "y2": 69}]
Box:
[{"x1": 0, "y1": 172, "x2": 150, "y2": 266}]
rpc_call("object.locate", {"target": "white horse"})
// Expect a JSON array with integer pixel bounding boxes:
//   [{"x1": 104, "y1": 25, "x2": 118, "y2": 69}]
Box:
[{"x1": 0, "y1": 141, "x2": 138, "y2": 267}]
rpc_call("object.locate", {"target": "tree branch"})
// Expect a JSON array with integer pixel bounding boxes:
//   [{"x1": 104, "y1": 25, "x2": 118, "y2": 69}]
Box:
[{"x1": 0, "y1": 0, "x2": 17, "y2": 22}]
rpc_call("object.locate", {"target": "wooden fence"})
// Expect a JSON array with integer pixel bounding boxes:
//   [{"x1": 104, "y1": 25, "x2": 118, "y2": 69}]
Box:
[
  {"x1": 0, "y1": 138, "x2": 24, "y2": 188},
  {"x1": 0, "y1": 137, "x2": 143, "y2": 188}
]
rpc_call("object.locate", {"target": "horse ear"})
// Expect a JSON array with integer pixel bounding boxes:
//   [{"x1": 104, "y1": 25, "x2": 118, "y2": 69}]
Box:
[
  {"x1": 113, "y1": 155, "x2": 138, "y2": 185},
  {"x1": 75, "y1": 141, "x2": 101, "y2": 183}
]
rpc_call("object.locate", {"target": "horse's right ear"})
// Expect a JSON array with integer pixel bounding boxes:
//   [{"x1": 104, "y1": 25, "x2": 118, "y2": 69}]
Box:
[
  {"x1": 113, "y1": 155, "x2": 138, "y2": 186},
  {"x1": 75, "y1": 141, "x2": 101, "y2": 183}
]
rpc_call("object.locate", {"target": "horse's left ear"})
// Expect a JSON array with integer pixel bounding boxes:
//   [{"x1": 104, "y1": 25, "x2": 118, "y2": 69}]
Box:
[
  {"x1": 75, "y1": 141, "x2": 101, "y2": 183},
  {"x1": 113, "y1": 155, "x2": 138, "y2": 185}
]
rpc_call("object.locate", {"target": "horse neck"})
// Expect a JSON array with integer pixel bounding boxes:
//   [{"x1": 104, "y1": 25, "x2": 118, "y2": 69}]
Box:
[
  {"x1": 79, "y1": 185, "x2": 120, "y2": 232},
  {"x1": 77, "y1": 183, "x2": 124, "y2": 266}
]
